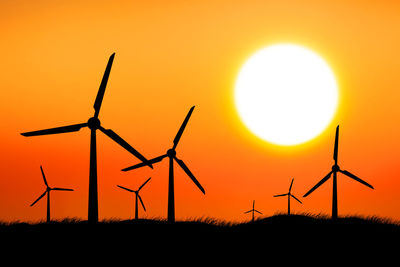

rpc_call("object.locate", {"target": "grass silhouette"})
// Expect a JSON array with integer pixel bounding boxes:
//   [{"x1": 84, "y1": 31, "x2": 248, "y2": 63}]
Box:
[
  {"x1": 1, "y1": 213, "x2": 398, "y2": 235},
  {"x1": 1, "y1": 214, "x2": 398, "y2": 259}
]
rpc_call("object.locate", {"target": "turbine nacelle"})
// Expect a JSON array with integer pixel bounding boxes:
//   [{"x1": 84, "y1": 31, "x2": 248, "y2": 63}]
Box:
[
  {"x1": 332, "y1": 164, "x2": 340, "y2": 172},
  {"x1": 167, "y1": 149, "x2": 176, "y2": 158},
  {"x1": 87, "y1": 117, "x2": 101, "y2": 130}
]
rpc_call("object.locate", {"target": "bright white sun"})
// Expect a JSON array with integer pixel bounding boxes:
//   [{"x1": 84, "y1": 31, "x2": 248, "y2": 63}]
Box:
[{"x1": 234, "y1": 44, "x2": 339, "y2": 146}]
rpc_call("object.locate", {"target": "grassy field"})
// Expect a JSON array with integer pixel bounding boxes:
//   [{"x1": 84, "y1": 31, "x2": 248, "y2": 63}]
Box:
[{"x1": 1, "y1": 214, "x2": 398, "y2": 260}]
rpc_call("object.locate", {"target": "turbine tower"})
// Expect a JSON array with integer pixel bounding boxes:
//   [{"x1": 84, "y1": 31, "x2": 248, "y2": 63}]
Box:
[
  {"x1": 117, "y1": 177, "x2": 151, "y2": 220},
  {"x1": 244, "y1": 200, "x2": 262, "y2": 222},
  {"x1": 303, "y1": 125, "x2": 374, "y2": 219},
  {"x1": 122, "y1": 106, "x2": 205, "y2": 222},
  {"x1": 21, "y1": 53, "x2": 152, "y2": 223},
  {"x1": 30, "y1": 166, "x2": 73, "y2": 223},
  {"x1": 273, "y1": 178, "x2": 302, "y2": 215}
]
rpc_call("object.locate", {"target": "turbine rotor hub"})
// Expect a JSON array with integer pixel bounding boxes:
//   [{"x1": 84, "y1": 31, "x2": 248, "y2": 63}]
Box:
[
  {"x1": 167, "y1": 149, "x2": 176, "y2": 158},
  {"x1": 332, "y1": 164, "x2": 340, "y2": 172},
  {"x1": 88, "y1": 117, "x2": 101, "y2": 130}
]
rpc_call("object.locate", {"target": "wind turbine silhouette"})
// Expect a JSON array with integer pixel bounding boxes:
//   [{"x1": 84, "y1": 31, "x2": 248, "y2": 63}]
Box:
[
  {"x1": 117, "y1": 177, "x2": 151, "y2": 220},
  {"x1": 30, "y1": 166, "x2": 73, "y2": 223},
  {"x1": 244, "y1": 200, "x2": 262, "y2": 222},
  {"x1": 21, "y1": 53, "x2": 152, "y2": 223},
  {"x1": 273, "y1": 178, "x2": 302, "y2": 215},
  {"x1": 122, "y1": 106, "x2": 205, "y2": 222},
  {"x1": 303, "y1": 125, "x2": 374, "y2": 219}
]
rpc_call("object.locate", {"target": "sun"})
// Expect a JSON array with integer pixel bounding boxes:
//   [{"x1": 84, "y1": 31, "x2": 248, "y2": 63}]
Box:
[{"x1": 234, "y1": 44, "x2": 339, "y2": 146}]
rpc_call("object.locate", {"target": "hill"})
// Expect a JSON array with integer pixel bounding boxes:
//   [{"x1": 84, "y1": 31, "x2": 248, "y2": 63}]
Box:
[{"x1": 1, "y1": 214, "x2": 398, "y2": 261}]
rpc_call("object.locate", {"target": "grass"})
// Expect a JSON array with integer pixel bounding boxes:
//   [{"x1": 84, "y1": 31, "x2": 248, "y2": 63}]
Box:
[
  {"x1": 1, "y1": 213, "x2": 398, "y2": 231},
  {"x1": 0, "y1": 214, "x2": 398, "y2": 258}
]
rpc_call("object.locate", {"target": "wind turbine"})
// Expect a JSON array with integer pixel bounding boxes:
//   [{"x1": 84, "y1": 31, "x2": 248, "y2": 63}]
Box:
[
  {"x1": 303, "y1": 125, "x2": 374, "y2": 219},
  {"x1": 117, "y1": 177, "x2": 151, "y2": 220},
  {"x1": 122, "y1": 106, "x2": 205, "y2": 222},
  {"x1": 244, "y1": 200, "x2": 262, "y2": 222},
  {"x1": 30, "y1": 166, "x2": 73, "y2": 223},
  {"x1": 273, "y1": 178, "x2": 302, "y2": 215},
  {"x1": 21, "y1": 53, "x2": 152, "y2": 223}
]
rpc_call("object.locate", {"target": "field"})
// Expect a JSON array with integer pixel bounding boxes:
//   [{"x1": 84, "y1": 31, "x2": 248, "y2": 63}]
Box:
[{"x1": 1, "y1": 214, "x2": 398, "y2": 261}]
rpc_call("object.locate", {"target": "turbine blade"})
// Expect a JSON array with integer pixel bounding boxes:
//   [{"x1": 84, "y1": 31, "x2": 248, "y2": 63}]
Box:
[
  {"x1": 138, "y1": 194, "x2": 146, "y2": 211},
  {"x1": 52, "y1": 188, "x2": 74, "y2": 191},
  {"x1": 138, "y1": 177, "x2": 151, "y2": 191},
  {"x1": 244, "y1": 210, "x2": 252, "y2": 214},
  {"x1": 174, "y1": 156, "x2": 205, "y2": 194},
  {"x1": 40, "y1": 166, "x2": 48, "y2": 187},
  {"x1": 117, "y1": 185, "x2": 134, "y2": 193},
  {"x1": 30, "y1": 191, "x2": 47, "y2": 207},
  {"x1": 333, "y1": 125, "x2": 339, "y2": 163},
  {"x1": 172, "y1": 106, "x2": 195, "y2": 150},
  {"x1": 289, "y1": 178, "x2": 294, "y2": 192},
  {"x1": 291, "y1": 194, "x2": 303, "y2": 204},
  {"x1": 99, "y1": 126, "x2": 153, "y2": 169},
  {"x1": 303, "y1": 171, "x2": 332, "y2": 197},
  {"x1": 93, "y1": 53, "x2": 115, "y2": 118},
  {"x1": 255, "y1": 210, "x2": 263, "y2": 215},
  {"x1": 122, "y1": 154, "x2": 166, "y2": 171},
  {"x1": 21, "y1": 123, "x2": 88, "y2": 137},
  {"x1": 273, "y1": 193, "x2": 288, "y2": 197},
  {"x1": 340, "y1": 170, "x2": 374, "y2": 189}
]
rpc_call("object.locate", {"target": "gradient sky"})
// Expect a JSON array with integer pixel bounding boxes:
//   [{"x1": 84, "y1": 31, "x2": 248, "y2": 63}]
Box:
[{"x1": 1, "y1": 0, "x2": 399, "y2": 222}]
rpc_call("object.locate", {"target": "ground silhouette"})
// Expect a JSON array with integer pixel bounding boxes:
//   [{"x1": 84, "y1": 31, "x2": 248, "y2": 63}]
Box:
[{"x1": 1, "y1": 214, "x2": 398, "y2": 259}]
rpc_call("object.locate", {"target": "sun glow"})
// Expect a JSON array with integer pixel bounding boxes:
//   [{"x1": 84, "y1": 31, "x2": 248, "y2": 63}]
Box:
[{"x1": 234, "y1": 44, "x2": 339, "y2": 146}]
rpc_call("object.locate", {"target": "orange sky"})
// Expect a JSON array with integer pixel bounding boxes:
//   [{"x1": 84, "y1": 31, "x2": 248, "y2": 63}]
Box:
[{"x1": 1, "y1": 0, "x2": 399, "y2": 222}]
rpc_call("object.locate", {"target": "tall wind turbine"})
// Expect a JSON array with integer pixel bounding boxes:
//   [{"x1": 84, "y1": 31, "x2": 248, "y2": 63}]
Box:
[
  {"x1": 21, "y1": 53, "x2": 152, "y2": 223},
  {"x1": 244, "y1": 200, "x2": 262, "y2": 222},
  {"x1": 30, "y1": 166, "x2": 73, "y2": 223},
  {"x1": 117, "y1": 177, "x2": 151, "y2": 220},
  {"x1": 122, "y1": 106, "x2": 205, "y2": 222},
  {"x1": 273, "y1": 178, "x2": 302, "y2": 215},
  {"x1": 303, "y1": 125, "x2": 374, "y2": 219}
]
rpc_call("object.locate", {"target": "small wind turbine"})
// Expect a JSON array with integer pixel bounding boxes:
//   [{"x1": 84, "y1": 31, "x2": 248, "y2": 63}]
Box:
[
  {"x1": 122, "y1": 106, "x2": 205, "y2": 223},
  {"x1": 303, "y1": 125, "x2": 374, "y2": 219},
  {"x1": 244, "y1": 200, "x2": 262, "y2": 222},
  {"x1": 117, "y1": 177, "x2": 151, "y2": 220},
  {"x1": 273, "y1": 178, "x2": 302, "y2": 215},
  {"x1": 21, "y1": 53, "x2": 152, "y2": 223},
  {"x1": 30, "y1": 166, "x2": 73, "y2": 223}
]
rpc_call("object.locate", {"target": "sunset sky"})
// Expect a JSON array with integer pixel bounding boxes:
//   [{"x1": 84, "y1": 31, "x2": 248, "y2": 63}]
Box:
[{"x1": 1, "y1": 0, "x2": 399, "y2": 222}]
